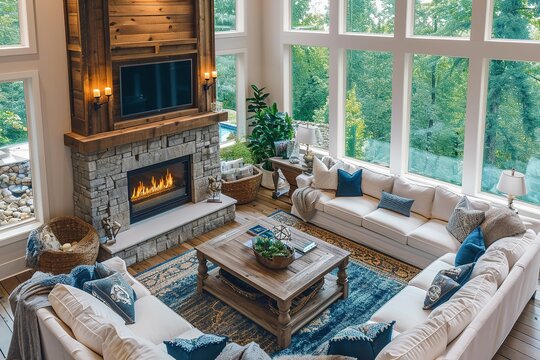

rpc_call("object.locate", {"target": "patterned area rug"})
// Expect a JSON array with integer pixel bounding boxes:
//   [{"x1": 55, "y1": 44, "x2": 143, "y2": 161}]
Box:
[{"x1": 135, "y1": 211, "x2": 420, "y2": 356}]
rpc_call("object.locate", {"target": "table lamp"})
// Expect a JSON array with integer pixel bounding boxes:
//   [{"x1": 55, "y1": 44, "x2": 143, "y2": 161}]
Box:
[
  {"x1": 497, "y1": 168, "x2": 527, "y2": 213},
  {"x1": 296, "y1": 125, "x2": 319, "y2": 174}
]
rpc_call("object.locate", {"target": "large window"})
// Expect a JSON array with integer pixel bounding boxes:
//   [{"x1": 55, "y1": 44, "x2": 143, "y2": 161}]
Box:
[
  {"x1": 291, "y1": 0, "x2": 329, "y2": 32},
  {"x1": 0, "y1": 79, "x2": 34, "y2": 230},
  {"x1": 409, "y1": 55, "x2": 469, "y2": 185},
  {"x1": 214, "y1": 0, "x2": 237, "y2": 32},
  {"x1": 291, "y1": 45, "x2": 329, "y2": 151},
  {"x1": 345, "y1": 50, "x2": 393, "y2": 166},
  {"x1": 0, "y1": 0, "x2": 20, "y2": 46},
  {"x1": 482, "y1": 60, "x2": 540, "y2": 206},
  {"x1": 414, "y1": 0, "x2": 472, "y2": 38},
  {"x1": 216, "y1": 54, "x2": 238, "y2": 144},
  {"x1": 346, "y1": 0, "x2": 395, "y2": 34}
]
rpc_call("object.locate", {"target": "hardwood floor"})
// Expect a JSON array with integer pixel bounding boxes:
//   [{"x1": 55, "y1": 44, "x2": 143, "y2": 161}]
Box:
[{"x1": 0, "y1": 188, "x2": 539, "y2": 359}]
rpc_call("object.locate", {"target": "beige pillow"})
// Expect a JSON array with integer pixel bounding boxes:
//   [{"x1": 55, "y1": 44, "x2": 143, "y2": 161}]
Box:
[
  {"x1": 376, "y1": 315, "x2": 447, "y2": 360},
  {"x1": 360, "y1": 167, "x2": 394, "y2": 199},
  {"x1": 488, "y1": 229, "x2": 536, "y2": 268},
  {"x1": 392, "y1": 177, "x2": 435, "y2": 218},
  {"x1": 101, "y1": 323, "x2": 173, "y2": 360},
  {"x1": 49, "y1": 284, "x2": 130, "y2": 355},
  {"x1": 312, "y1": 156, "x2": 344, "y2": 190},
  {"x1": 470, "y1": 250, "x2": 509, "y2": 287},
  {"x1": 431, "y1": 186, "x2": 462, "y2": 222},
  {"x1": 481, "y1": 207, "x2": 527, "y2": 246}
]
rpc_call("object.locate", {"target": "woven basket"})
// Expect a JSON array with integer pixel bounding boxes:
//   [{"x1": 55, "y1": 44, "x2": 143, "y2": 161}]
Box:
[
  {"x1": 221, "y1": 167, "x2": 262, "y2": 205},
  {"x1": 36, "y1": 217, "x2": 99, "y2": 275}
]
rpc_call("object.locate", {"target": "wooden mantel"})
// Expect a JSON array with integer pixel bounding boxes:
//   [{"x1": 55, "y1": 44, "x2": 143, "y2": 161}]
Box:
[{"x1": 65, "y1": 111, "x2": 227, "y2": 154}]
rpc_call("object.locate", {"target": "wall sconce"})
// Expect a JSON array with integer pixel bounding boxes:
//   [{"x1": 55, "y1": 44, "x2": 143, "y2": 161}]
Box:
[
  {"x1": 203, "y1": 71, "x2": 218, "y2": 92},
  {"x1": 93, "y1": 87, "x2": 112, "y2": 110}
]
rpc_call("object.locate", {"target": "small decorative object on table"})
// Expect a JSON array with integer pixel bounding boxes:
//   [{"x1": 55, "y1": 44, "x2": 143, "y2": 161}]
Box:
[
  {"x1": 252, "y1": 236, "x2": 295, "y2": 270},
  {"x1": 207, "y1": 176, "x2": 223, "y2": 203},
  {"x1": 211, "y1": 101, "x2": 223, "y2": 113},
  {"x1": 273, "y1": 224, "x2": 292, "y2": 243},
  {"x1": 101, "y1": 217, "x2": 122, "y2": 245},
  {"x1": 497, "y1": 168, "x2": 527, "y2": 213},
  {"x1": 296, "y1": 124, "x2": 320, "y2": 174},
  {"x1": 288, "y1": 140, "x2": 300, "y2": 164},
  {"x1": 274, "y1": 140, "x2": 291, "y2": 159}
]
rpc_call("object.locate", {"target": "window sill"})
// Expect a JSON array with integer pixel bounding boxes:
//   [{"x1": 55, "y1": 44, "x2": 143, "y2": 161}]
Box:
[
  {"x1": 0, "y1": 44, "x2": 37, "y2": 57},
  {"x1": 0, "y1": 218, "x2": 41, "y2": 247},
  {"x1": 216, "y1": 31, "x2": 246, "y2": 39}
]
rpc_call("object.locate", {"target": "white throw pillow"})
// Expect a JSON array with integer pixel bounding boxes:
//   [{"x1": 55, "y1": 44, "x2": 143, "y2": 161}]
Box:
[
  {"x1": 431, "y1": 186, "x2": 462, "y2": 222},
  {"x1": 392, "y1": 177, "x2": 435, "y2": 219},
  {"x1": 376, "y1": 315, "x2": 448, "y2": 360},
  {"x1": 360, "y1": 167, "x2": 394, "y2": 199},
  {"x1": 471, "y1": 250, "x2": 509, "y2": 287},
  {"x1": 311, "y1": 156, "x2": 344, "y2": 190},
  {"x1": 487, "y1": 229, "x2": 536, "y2": 268},
  {"x1": 49, "y1": 284, "x2": 130, "y2": 355},
  {"x1": 101, "y1": 323, "x2": 173, "y2": 360},
  {"x1": 429, "y1": 274, "x2": 497, "y2": 342}
]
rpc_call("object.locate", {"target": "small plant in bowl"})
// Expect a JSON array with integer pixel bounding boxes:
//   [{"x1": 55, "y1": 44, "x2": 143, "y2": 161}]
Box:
[{"x1": 252, "y1": 237, "x2": 295, "y2": 269}]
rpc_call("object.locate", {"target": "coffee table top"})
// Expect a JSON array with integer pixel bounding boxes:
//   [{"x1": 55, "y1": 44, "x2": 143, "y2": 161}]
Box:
[{"x1": 196, "y1": 218, "x2": 350, "y2": 302}]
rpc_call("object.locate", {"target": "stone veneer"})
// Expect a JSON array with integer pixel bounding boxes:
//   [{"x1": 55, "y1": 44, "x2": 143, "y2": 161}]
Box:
[{"x1": 71, "y1": 124, "x2": 230, "y2": 253}]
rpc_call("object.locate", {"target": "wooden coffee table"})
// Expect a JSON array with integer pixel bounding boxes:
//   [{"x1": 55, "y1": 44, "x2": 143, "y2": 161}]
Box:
[{"x1": 196, "y1": 218, "x2": 350, "y2": 348}]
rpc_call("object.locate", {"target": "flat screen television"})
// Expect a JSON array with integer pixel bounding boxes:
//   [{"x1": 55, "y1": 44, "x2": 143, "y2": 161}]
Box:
[{"x1": 119, "y1": 59, "x2": 194, "y2": 118}]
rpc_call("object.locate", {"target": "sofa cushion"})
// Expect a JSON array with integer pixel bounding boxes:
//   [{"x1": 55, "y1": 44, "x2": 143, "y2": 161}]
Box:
[
  {"x1": 375, "y1": 315, "x2": 448, "y2": 360},
  {"x1": 49, "y1": 284, "x2": 129, "y2": 355},
  {"x1": 439, "y1": 253, "x2": 456, "y2": 265},
  {"x1": 312, "y1": 156, "x2": 344, "y2": 190},
  {"x1": 470, "y1": 250, "x2": 509, "y2": 287},
  {"x1": 392, "y1": 177, "x2": 435, "y2": 218},
  {"x1": 101, "y1": 323, "x2": 173, "y2": 360},
  {"x1": 371, "y1": 286, "x2": 430, "y2": 333},
  {"x1": 316, "y1": 190, "x2": 336, "y2": 211},
  {"x1": 408, "y1": 220, "x2": 461, "y2": 258},
  {"x1": 455, "y1": 227, "x2": 485, "y2": 266},
  {"x1": 487, "y1": 229, "x2": 536, "y2": 268},
  {"x1": 431, "y1": 186, "x2": 462, "y2": 222},
  {"x1": 377, "y1": 192, "x2": 415, "y2": 217},
  {"x1": 127, "y1": 295, "x2": 196, "y2": 345},
  {"x1": 363, "y1": 209, "x2": 428, "y2": 245},
  {"x1": 481, "y1": 207, "x2": 526, "y2": 247},
  {"x1": 324, "y1": 195, "x2": 379, "y2": 226},
  {"x1": 409, "y1": 259, "x2": 454, "y2": 291},
  {"x1": 360, "y1": 167, "x2": 394, "y2": 199}
]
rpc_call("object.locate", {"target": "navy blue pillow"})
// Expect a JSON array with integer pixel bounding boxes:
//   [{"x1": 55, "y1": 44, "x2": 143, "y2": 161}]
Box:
[
  {"x1": 336, "y1": 169, "x2": 363, "y2": 197},
  {"x1": 70, "y1": 265, "x2": 96, "y2": 290},
  {"x1": 327, "y1": 321, "x2": 395, "y2": 360},
  {"x1": 95, "y1": 262, "x2": 116, "y2": 279},
  {"x1": 83, "y1": 272, "x2": 136, "y2": 324},
  {"x1": 378, "y1": 191, "x2": 415, "y2": 217},
  {"x1": 455, "y1": 227, "x2": 486, "y2": 266},
  {"x1": 423, "y1": 263, "x2": 475, "y2": 310},
  {"x1": 164, "y1": 334, "x2": 228, "y2": 360}
]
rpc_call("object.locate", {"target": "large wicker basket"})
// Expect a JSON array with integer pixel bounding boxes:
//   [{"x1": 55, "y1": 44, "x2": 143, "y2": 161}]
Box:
[
  {"x1": 35, "y1": 217, "x2": 99, "y2": 275},
  {"x1": 221, "y1": 167, "x2": 263, "y2": 205}
]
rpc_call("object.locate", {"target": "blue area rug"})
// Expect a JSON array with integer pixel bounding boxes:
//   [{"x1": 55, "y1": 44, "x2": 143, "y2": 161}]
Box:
[{"x1": 135, "y1": 212, "x2": 417, "y2": 356}]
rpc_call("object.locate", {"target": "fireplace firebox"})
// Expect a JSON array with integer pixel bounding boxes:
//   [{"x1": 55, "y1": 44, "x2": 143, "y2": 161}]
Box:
[{"x1": 128, "y1": 156, "x2": 191, "y2": 223}]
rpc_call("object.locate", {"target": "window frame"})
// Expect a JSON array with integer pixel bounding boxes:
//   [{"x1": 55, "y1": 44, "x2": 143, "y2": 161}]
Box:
[
  {"x1": 0, "y1": 0, "x2": 37, "y2": 56},
  {"x1": 214, "y1": 0, "x2": 246, "y2": 38},
  {"x1": 0, "y1": 70, "x2": 49, "y2": 246},
  {"x1": 277, "y1": 0, "x2": 540, "y2": 217}
]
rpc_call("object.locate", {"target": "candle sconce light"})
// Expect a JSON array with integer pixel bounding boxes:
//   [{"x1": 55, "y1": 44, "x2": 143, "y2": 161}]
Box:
[
  {"x1": 93, "y1": 87, "x2": 112, "y2": 110},
  {"x1": 203, "y1": 71, "x2": 218, "y2": 92}
]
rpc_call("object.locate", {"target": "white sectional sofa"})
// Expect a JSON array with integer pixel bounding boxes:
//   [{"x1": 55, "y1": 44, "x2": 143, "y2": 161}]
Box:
[
  {"x1": 36, "y1": 257, "x2": 201, "y2": 360},
  {"x1": 292, "y1": 162, "x2": 540, "y2": 360}
]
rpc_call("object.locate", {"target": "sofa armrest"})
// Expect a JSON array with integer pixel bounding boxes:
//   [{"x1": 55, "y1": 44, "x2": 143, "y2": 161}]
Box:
[{"x1": 296, "y1": 173, "x2": 314, "y2": 188}]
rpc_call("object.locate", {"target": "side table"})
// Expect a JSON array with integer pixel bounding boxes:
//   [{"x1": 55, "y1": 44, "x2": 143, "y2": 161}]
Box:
[{"x1": 269, "y1": 157, "x2": 308, "y2": 199}]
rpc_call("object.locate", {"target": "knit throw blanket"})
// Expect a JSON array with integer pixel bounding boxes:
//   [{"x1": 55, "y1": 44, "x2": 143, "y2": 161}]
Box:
[{"x1": 291, "y1": 187, "x2": 322, "y2": 222}]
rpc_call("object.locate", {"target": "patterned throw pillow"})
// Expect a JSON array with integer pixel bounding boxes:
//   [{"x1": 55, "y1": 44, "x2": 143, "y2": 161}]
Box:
[
  {"x1": 377, "y1": 191, "x2": 415, "y2": 217},
  {"x1": 95, "y1": 262, "x2": 116, "y2": 279},
  {"x1": 423, "y1": 263, "x2": 475, "y2": 310},
  {"x1": 165, "y1": 334, "x2": 228, "y2": 360},
  {"x1": 447, "y1": 196, "x2": 485, "y2": 243},
  {"x1": 83, "y1": 272, "x2": 136, "y2": 324},
  {"x1": 327, "y1": 321, "x2": 395, "y2": 360},
  {"x1": 70, "y1": 265, "x2": 96, "y2": 290}
]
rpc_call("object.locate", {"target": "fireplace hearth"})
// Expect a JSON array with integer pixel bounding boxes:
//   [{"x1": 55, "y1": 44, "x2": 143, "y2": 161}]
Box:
[{"x1": 128, "y1": 156, "x2": 191, "y2": 223}]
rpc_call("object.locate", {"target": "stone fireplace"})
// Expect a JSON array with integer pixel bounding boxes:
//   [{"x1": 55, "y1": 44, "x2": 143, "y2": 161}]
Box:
[{"x1": 70, "y1": 123, "x2": 236, "y2": 266}]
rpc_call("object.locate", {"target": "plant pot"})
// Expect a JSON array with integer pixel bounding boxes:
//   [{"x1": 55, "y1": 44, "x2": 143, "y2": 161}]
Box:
[
  {"x1": 256, "y1": 164, "x2": 288, "y2": 190},
  {"x1": 253, "y1": 245, "x2": 295, "y2": 270}
]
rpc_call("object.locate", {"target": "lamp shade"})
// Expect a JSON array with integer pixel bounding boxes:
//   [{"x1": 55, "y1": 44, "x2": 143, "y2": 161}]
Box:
[
  {"x1": 296, "y1": 125, "x2": 318, "y2": 146},
  {"x1": 497, "y1": 169, "x2": 527, "y2": 196}
]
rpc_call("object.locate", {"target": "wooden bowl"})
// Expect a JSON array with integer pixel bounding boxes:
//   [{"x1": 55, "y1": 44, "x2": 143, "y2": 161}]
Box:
[{"x1": 253, "y1": 245, "x2": 295, "y2": 270}]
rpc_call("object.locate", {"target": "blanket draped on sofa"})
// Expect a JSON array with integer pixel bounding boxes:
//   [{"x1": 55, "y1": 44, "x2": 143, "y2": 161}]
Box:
[{"x1": 291, "y1": 187, "x2": 322, "y2": 222}]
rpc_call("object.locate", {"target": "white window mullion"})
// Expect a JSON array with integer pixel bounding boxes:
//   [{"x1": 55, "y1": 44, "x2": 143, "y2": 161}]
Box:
[{"x1": 328, "y1": 47, "x2": 345, "y2": 159}]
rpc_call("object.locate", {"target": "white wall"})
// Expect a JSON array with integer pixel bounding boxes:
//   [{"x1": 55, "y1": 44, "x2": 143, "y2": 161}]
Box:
[{"x1": 0, "y1": 0, "x2": 264, "y2": 280}]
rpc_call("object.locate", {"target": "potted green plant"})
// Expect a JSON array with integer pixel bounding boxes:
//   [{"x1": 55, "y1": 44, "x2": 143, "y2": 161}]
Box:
[
  {"x1": 220, "y1": 140, "x2": 262, "y2": 204},
  {"x1": 252, "y1": 236, "x2": 295, "y2": 270}
]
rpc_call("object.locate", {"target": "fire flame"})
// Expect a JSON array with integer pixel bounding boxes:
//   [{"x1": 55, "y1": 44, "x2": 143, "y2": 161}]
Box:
[{"x1": 131, "y1": 169, "x2": 174, "y2": 202}]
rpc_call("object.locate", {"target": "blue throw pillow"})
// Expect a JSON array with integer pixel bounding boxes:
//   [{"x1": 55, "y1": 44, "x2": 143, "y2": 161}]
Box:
[
  {"x1": 327, "y1": 321, "x2": 395, "y2": 360},
  {"x1": 165, "y1": 334, "x2": 228, "y2": 360},
  {"x1": 336, "y1": 169, "x2": 363, "y2": 197},
  {"x1": 455, "y1": 227, "x2": 486, "y2": 266},
  {"x1": 83, "y1": 272, "x2": 136, "y2": 324},
  {"x1": 378, "y1": 191, "x2": 415, "y2": 217},
  {"x1": 70, "y1": 265, "x2": 96, "y2": 290},
  {"x1": 423, "y1": 263, "x2": 475, "y2": 310}
]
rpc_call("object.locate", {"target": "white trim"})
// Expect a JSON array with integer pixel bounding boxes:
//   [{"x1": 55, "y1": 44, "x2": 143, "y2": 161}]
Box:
[
  {"x1": 0, "y1": 0, "x2": 37, "y2": 56},
  {"x1": 0, "y1": 70, "x2": 50, "y2": 245}
]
